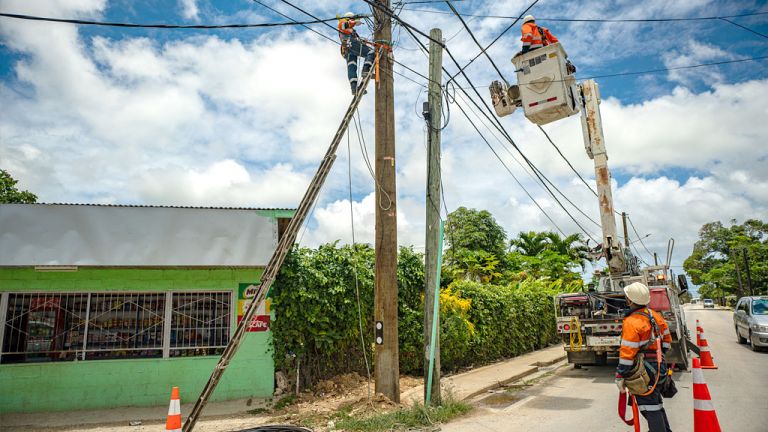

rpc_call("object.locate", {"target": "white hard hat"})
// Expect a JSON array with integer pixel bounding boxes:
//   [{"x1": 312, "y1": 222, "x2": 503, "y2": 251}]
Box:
[
  {"x1": 344, "y1": 12, "x2": 355, "y2": 18},
  {"x1": 624, "y1": 282, "x2": 651, "y2": 306},
  {"x1": 523, "y1": 15, "x2": 535, "y2": 24}
]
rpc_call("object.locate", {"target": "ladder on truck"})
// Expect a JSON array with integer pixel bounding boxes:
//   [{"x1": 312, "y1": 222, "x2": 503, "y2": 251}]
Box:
[{"x1": 183, "y1": 61, "x2": 379, "y2": 432}]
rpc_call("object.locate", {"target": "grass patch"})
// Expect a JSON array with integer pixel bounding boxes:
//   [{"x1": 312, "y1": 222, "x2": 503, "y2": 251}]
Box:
[
  {"x1": 334, "y1": 398, "x2": 472, "y2": 431},
  {"x1": 247, "y1": 407, "x2": 269, "y2": 415},
  {"x1": 273, "y1": 394, "x2": 297, "y2": 410}
]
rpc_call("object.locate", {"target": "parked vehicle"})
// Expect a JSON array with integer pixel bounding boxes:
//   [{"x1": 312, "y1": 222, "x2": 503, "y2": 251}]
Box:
[
  {"x1": 703, "y1": 299, "x2": 715, "y2": 309},
  {"x1": 734, "y1": 296, "x2": 768, "y2": 351}
]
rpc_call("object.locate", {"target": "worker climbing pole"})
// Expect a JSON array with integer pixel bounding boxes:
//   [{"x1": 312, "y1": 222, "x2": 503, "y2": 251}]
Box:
[{"x1": 181, "y1": 49, "x2": 381, "y2": 432}]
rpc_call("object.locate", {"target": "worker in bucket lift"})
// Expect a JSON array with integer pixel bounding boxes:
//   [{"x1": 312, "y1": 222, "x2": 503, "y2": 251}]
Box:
[
  {"x1": 519, "y1": 15, "x2": 576, "y2": 74},
  {"x1": 338, "y1": 12, "x2": 374, "y2": 95},
  {"x1": 615, "y1": 282, "x2": 675, "y2": 432},
  {"x1": 520, "y1": 14, "x2": 558, "y2": 53}
]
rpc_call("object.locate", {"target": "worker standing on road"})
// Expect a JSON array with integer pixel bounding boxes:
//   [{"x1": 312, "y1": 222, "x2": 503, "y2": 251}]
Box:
[
  {"x1": 520, "y1": 15, "x2": 558, "y2": 53},
  {"x1": 338, "y1": 12, "x2": 374, "y2": 95},
  {"x1": 615, "y1": 282, "x2": 675, "y2": 432}
]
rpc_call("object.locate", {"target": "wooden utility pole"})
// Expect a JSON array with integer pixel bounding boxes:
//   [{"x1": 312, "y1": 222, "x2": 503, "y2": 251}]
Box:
[
  {"x1": 742, "y1": 249, "x2": 754, "y2": 296},
  {"x1": 373, "y1": 0, "x2": 399, "y2": 402},
  {"x1": 621, "y1": 212, "x2": 629, "y2": 248},
  {"x1": 424, "y1": 27, "x2": 443, "y2": 406}
]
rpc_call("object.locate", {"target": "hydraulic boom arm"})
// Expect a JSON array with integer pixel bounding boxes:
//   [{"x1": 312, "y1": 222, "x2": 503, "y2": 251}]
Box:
[{"x1": 579, "y1": 80, "x2": 626, "y2": 276}]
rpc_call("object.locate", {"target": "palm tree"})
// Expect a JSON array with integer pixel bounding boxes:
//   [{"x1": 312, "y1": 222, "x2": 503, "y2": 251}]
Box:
[
  {"x1": 509, "y1": 231, "x2": 550, "y2": 256},
  {"x1": 544, "y1": 232, "x2": 592, "y2": 270}
]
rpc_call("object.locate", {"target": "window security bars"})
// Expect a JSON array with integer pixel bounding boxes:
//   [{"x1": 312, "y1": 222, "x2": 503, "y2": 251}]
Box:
[{"x1": 0, "y1": 292, "x2": 232, "y2": 364}]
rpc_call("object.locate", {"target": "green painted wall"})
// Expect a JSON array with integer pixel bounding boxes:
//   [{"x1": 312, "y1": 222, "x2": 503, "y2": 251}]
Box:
[{"x1": 0, "y1": 268, "x2": 275, "y2": 413}]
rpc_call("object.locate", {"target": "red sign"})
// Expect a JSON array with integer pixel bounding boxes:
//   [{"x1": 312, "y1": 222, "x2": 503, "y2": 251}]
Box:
[{"x1": 237, "y1": 314, "x2": 270, "y2": 332}]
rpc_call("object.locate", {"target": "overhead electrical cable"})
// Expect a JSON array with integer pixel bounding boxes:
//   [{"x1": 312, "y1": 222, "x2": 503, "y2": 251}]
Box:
[
  {"x1": 627, "y1": 215, "x2": 655, "y2": 262},
  {"x1": 537, "y1": 125, "x2": 599, "y2": 197},
  {"x1": 444, "y1": 0, "x2": 540, "y2": 86},
  {"x1": 399, "y1": 8, "x2": 768, "y2": 22},
  {"x1": 250, "y1": 0, "x2": 429, "y2": 88},
  {"x1": 376, "y1": 3, "x2": 599, "y2": 240},
  {"x1": 0, "y1": 11, "x2": 337, "y2": 28},
  {"x1": 275, "y1": 0, "x2": 437, "y2": 86},
  {"x1": 719, "y1": 17, "x2": 768, "y2": 39}
]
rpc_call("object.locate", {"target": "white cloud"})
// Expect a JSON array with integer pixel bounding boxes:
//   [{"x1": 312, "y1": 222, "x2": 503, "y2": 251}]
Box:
[
  {"x1": 0, "y1": 0, "x2": 766, "y2": 280},
  {"x1": 179, "y1": 0, "x2": 199, "y2": 21}
]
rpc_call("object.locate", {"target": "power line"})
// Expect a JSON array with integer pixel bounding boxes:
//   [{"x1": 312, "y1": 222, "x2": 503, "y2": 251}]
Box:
[
  {"x1": 445, "y1": 0, "x2": 540, "y2": 86},
  {"x1": 0, "y1": 11, "x2": 337, "y2": 28},
  {"x1": 275, "y1": 0, "x2": 438, "y2": 86},
  {"x1": 399, "y1": 8, "x2": 768, "y2": 22},
  {"x1": 719, "y1": 17, "x2": 768, "y2": 40},
  {"x1": 438, "y1": 1, "x2": 601, "y2": 240},
  {"x1": 537, "y1": 125, "x2": 598, "y2": 197},
  {"x1": 627, "y1": 215, "x2": 654, "y2": 262},
  {"x1": 378, "y1": 3, "x2": 600, "y2": 241}
]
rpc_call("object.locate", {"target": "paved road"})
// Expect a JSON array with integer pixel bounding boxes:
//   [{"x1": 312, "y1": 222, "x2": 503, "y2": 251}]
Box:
[{"x1": 442, "y1": 305, "x2": 768, "y2": 431}]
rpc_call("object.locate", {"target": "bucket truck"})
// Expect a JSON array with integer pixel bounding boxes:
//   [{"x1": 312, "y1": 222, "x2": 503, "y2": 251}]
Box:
[{"x1": 490, "y1": 43, "x2": 692, "y2": 368}]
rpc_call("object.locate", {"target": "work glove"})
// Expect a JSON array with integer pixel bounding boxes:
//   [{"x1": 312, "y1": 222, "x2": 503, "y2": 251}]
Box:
[{"x1": 615, "y1": 373, "x2": 625, "y2": 392}]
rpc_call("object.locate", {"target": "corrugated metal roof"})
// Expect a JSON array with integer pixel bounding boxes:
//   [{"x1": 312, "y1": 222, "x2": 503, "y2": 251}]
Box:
[
  {"x1": 0, "y1": 204, "x2": 288, "y2": 266},
  {"x1": 20, "y1": 202, "x2": 295, "y2": 211}
]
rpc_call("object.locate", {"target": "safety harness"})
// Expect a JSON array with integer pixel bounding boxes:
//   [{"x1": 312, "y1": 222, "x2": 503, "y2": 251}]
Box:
[{"x1": 617, "y1": 308, "x2": 664, "y2": 429}]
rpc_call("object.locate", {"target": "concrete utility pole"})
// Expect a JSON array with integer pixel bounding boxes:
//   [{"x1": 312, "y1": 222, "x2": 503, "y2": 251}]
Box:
[
  {"x1": 373, "y1": 0, "x2": 399, "y2": 402},
  {"x1": 424, "y1": 27, "x2": 443, "y2": 406},
  {"x1": 742, "y1": 249, "x2": 754, "y2": 296},
  {"x1": 622, "y1": 212, "x2": 630, "y2": 248}
]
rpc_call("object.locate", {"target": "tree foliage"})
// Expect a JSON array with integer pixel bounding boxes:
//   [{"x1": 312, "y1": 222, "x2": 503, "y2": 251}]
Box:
[
  {"x1": 444, "y1": 208, "x2": 589, "y2": 285},
  {"x1": 683, "y1": 219, "x2": 767, "y2": 299},
  {"x1": 0, "y1": 169, "x2": 37, "y2": 203}
]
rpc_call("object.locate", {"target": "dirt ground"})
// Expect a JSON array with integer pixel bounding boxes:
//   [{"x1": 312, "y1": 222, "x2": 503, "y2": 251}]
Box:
[{"x1": 16, "y1": 374, "x2": 423, "y2": 432}]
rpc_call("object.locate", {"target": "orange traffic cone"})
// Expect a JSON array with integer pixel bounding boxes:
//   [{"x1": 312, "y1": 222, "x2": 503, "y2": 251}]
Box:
[
  {"x1": 696, "y1": 319, "x2": 703, "y2": 346},
  {"x1": 692, "y1": 358, "x2": 721, "y2": 432},
  {"x1": 166, "y1": 386, "x2": 182, "y2": 432},
  {"x1": 697, "y1": 325, "x2": 718, "y2": 369}
]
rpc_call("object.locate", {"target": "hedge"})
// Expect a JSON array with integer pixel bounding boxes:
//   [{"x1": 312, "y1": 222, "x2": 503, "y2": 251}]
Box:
[{"x1": 270, "y1": 243, "x2": 561, "y2": 387}]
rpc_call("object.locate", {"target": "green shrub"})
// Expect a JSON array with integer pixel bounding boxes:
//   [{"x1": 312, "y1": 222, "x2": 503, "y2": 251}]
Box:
[{"x1": 271, "y1": 243, "x2": 561, "y2": 387}]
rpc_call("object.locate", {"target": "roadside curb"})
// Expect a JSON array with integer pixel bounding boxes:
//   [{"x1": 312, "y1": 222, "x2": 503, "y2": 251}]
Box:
[{"x1": 462, "y1": 354, "x2": 566, "y2": 400}]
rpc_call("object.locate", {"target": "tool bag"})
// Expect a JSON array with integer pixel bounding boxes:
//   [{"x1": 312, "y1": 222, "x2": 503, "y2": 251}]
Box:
[
  {"x1": 624, "y1": 358, "x2": 652, "y2": 395},
  {"x1": 660, "y1": 370, "x2": 678, "y2": 398}
]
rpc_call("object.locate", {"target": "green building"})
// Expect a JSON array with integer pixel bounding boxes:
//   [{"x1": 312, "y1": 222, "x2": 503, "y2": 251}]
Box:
[{"x1": 0, "y1": 203, "x2": 293, "y2": 413}]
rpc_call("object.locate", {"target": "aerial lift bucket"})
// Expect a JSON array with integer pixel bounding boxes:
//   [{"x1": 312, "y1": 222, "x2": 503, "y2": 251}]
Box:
[
  {"x1": 490, "y1": 80, "x2": 520, "y2": 117},
  {"x1": 501, "y1": 42, "x2": 580, "y2": 125}
]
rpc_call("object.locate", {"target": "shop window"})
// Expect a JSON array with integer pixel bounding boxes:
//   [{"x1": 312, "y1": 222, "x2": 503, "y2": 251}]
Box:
[
  {"x1": 1, "y1": 293, "x2": 89, "y2": 363},
  {"x1": 170, "y1": 292, "x2": 231, "y2": 357},
  {"x1": 1, "y1": 291, "x2": 233, "y2": 364},
  {"x1": 85, "y1": 293, "x2": 165, "y2": 360}
]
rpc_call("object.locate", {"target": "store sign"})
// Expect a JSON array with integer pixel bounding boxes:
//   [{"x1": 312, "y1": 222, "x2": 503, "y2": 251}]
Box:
[{"x1": 237, "y1": 283, "x2": 270, "y2": 332}]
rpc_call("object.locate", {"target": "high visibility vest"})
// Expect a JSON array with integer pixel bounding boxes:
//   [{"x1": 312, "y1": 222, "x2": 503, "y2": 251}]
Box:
[
  {"x1": 521, "y1": 23, "x2": 559, "y2": 50},
  {"x1": 618, "y1": 308, "x2": 673, "y2": 368},
  {"x1": 338, "y1": 18, "x2": 357, "y2": 42}
]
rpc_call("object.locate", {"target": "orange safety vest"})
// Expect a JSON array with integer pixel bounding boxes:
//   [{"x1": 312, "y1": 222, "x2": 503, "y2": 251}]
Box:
[
  {"x1": 521, "y1": 22, "x2": 559, "y2": 50},
  {"x1": 618, "y1": 308, "x2": 673, "y2": 368},
  {"x1": 338, "y1": 18, "x2": 357, "y2": 42}
]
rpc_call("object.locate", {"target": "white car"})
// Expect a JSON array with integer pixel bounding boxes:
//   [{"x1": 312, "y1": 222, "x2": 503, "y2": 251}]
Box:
[{"x1": 703, "y1": 299, "x2": 715, "y2": 309}]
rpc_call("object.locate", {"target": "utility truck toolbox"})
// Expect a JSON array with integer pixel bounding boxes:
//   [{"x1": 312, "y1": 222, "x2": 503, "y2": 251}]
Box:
[{"x1": 512, "y1": 43, "x2": 579, "y2": 125}]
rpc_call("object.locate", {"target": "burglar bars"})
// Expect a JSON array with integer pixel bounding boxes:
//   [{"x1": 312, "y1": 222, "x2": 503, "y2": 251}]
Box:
[{"x1": 0, "y1": 291, "x2": 232, "y2": 364}]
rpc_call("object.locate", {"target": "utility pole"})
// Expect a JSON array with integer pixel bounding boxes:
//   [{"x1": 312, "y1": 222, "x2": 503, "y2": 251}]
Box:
[
  {"x1": 742, "y1": 249, "x2": 754, "y2": 296},
  {"x1": 732, "y1": 251, "x2": 745, "y2": 298},
  {"x1": 373, "y1": 0, "x2": 399, "y2": 402},
  {"x1": 423, "y1": 27, "x2": 443, "y2": 406},
  {"x1": 653, "y1": 253, "x2": 659, "y2": 266},
  {"x1": 621, "y1": 212, "x2": 629, "y2": 248}
]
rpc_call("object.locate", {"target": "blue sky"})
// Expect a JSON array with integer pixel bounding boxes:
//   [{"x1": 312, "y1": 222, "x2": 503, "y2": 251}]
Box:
[{"x1": 1, "y1": 0, "x2": 767, "y2": 281}]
